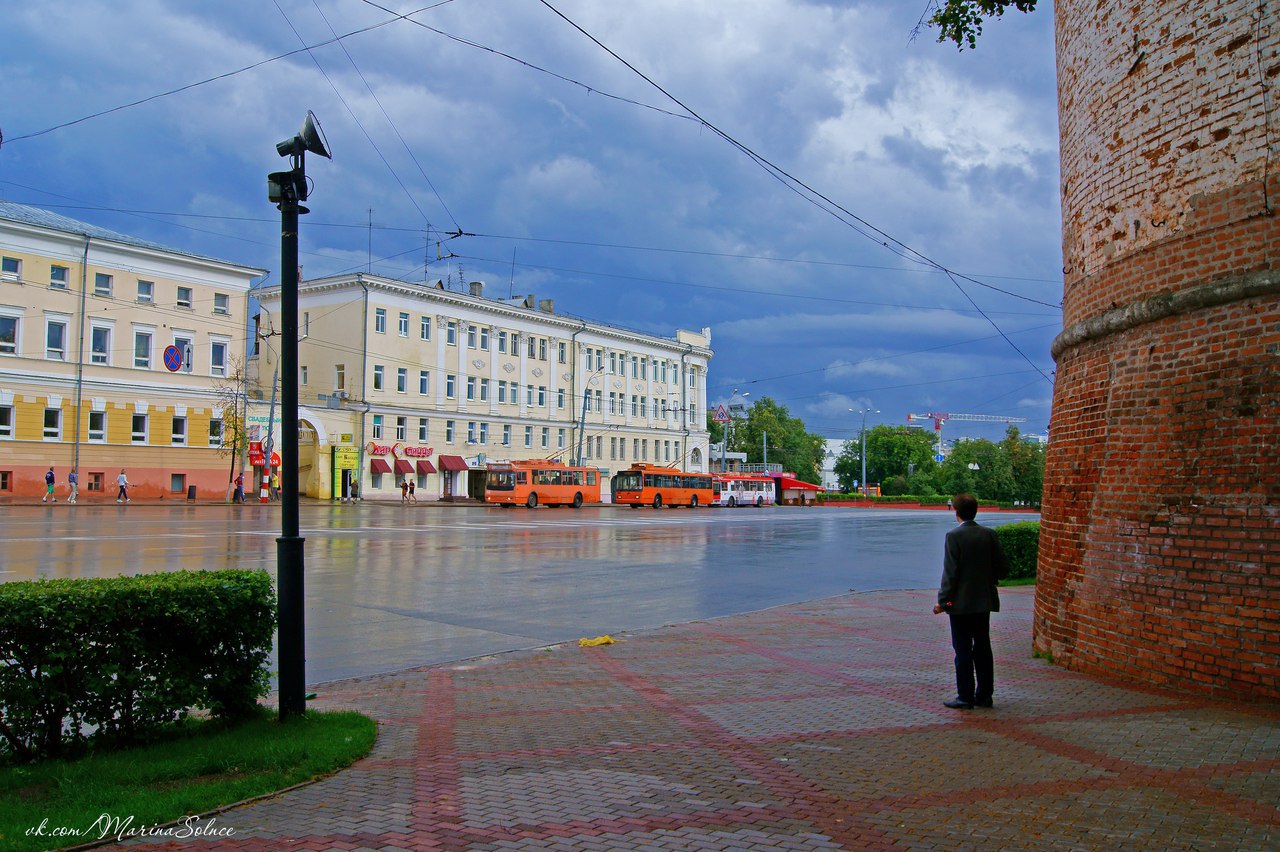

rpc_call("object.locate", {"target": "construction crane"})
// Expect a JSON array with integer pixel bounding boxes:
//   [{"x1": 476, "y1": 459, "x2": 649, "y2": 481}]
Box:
[{"x1": 906, "y1": 412, "x2": 1027, "y2": 459}]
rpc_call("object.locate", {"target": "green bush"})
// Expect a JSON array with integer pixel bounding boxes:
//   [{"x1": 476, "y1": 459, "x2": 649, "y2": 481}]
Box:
[
  {"x1": 0, "y1": 570, "x2": 275, "y2": 762},
  {"x1": 995, "y1": 521, "x2": 1040, "y2": 580}
]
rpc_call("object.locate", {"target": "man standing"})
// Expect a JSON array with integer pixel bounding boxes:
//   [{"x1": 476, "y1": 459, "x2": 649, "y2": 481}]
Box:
[
  {"x1": 43, "y1": 466, "x2": 56, "y2": 503},
  {"x1": 234, "y1": 472, "x2": 245, "y2": 504},
  {"x1": 67, "y1": 468, "x2": 78, "y2": 504},
  {"x1": 933, "y1": 493, "x2": 1009, "y2": 709}
]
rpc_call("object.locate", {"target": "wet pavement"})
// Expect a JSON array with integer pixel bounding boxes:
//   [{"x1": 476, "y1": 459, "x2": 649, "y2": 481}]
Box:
[{"x1": 114, "y1": 587, "x2": 1280, "y2": 850}]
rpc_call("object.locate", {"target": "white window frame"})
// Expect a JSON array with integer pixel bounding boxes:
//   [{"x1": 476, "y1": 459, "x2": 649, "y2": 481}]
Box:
[
  {"x1": 176, "y1": 286, "x2": 193, "y2": 309},
  {"x1": 372, "y1": 414, "x2": 384, "y2": 439},
  {"x1": 94, "y1": 272, "x2": 112, "y2": 297},
  {"x1": 43, "y1": 407, "x2": 61, "y2": 440},
  {"x1": 136, "y1": 280, "x2": 154, "y2": 303},
  {"x1": 420, "y1": 316, "x2": 431, "y2": 340},
  {"x1": 397, "y1": 367, "x2": 407, "y2": 394},
  {"x1": 88, "y1": 409, "x2": 107, "y2": 443},
  {"x1": 45, "y1": 315, "x2": 69, "y2": 361},
  {"x1": 132, "y1": 413, "x2": 148, "y2": 444},
  {"x1": 171, "y1": 415, "x2": 187, "y2": 446},
  {"x1": 210, "y1": 338, "x2": 229, "y2": 378},
  {"x1": 373, "y1": 365, "x2": 384, "y2": 391},
  {"x1": 133, "y1": 327, "x2": 154, "y2": 370},
  {"x1": 419, "y1": 370, "x2": 429, "y2": 395},
  {"x1": 0, "y1": 404, "x2": 13, "y2": 439},
  {"x1": 398, "y1": 312, "x2": 410, "y2": 337},
  {"x1": 374, "y1": 308, "x2": 387, "y2": 334},
  {"x1": 213, "y1": 293, "x2": 230, "y2": 315},
  {"x1": 90, "y1": 322, "x2": 113, "y2": 366},
  {"x1": 50, "y1": 265, "x2": 69, "y2": 290}
]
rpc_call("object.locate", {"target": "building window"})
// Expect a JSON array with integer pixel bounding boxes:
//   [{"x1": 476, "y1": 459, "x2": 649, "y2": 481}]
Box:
[
  {"x1": 689, "y1": 367, "x2": 696, "y2": 388},
  {"x1": 466, "y1": 377, "x2": 476, "y2": 401},
  {"x1": 539, "y1": 338, "x2": 547, "y2": 361},
  {"x1": 213, "y1": 293, "x2": 230, "y2": 315},
  {"x1": 558, "y1": 428, "x2": 566, "y2": 449},
  {"x1": 210, "y1": 341, "x2": 227, "y2": 377},
  {"x1": 446, "y1": 321, "x2": 457, "y2": 345},
  {"x1": 467, "y1": 325, "x2": 477, "y2": 349},
  {"x1": 174, "y1": 335, "x2": 193, "y2": 373},
  {"x1": 497, "y1": 330, "x2": 507, "y2": 353},
  {"x1": 176, "y1": 286, "x2": 193, "y2": 309},
  {"x1": 557, "y1": 388, "x2": 566, "y2": 410},
  {"x1": 50, "y1": 265, "x2": 69, "y2": 289},
  {"x1": 398, "y1": 312, "x2": 409, "y2": 337},
  {"x1": 373, "y1": 365, "x2": 384, "y2": 391},
  {"x1": 171, "y1": 473, "x2": 187, "y2": 494},
  {"x1": 303, "y1": 312, "x2": 309, "y2": 337},
  {"x1": 502, "y1": 424, "x2": 511, "y2": 446},
  {"x1": 541, "y1": 427, "x2": 549, "y2": 449},
  {"x1": 641, "y1": 358, "x2": 648, "y2": 380},
  {"x1": 89, "y1": 411, "x2": 106, "y2": 442},
  {"x1": 594, "y1": 389, "x2": 602, "y2": 413},
  {"x1": 372, "y1": 414, "x2": 384, "y2": 439},
  {"x1": 41, "y1": 407, "x2": 60, "y2": 440},
  {"x1": 94, "y1": 272, "x2": 112, "y2": 297},
  {"x1": 420, "y1": 316, "x2": 431, "y2": 340},
  {"x1": 418, "y1": 417, "x2": 429, "y2": 441},
  {"x1": 374, "y1": 308, "x2": 387, "y2": 333},
  {"x1": 635, "y1": 438, "x2": 641, "y2": 460},
  {"x1": 419, "y1": 370, "x2": 429, "y2": 395},
  {"x1": 480, "y1": 327, "x2": 490, "y2": 350},
  {"x1": 335, "y1": 364, "x2": 345, "y2": 390},
  {"x1": 0, "y1": 471, "x2": 9, "y2": 490},
  {"x1": 558, "y1": 342, "x2": 567, "y2": 364},
  {"x1": 1, "y1": 257, "x2": 20, "y2": 279},
  {"x1": 132, "y1": 414, "x2": 148, "y2": 444},
  {"x1": 480, "y1": 379, "x2": 490, "y2": 402},
  {"x1": 446, "y1": 374, "x2": 456, "y2": 399},
  {"x1": 524, "y1": 425, "x2": 533, "y2": 448},
  {"x1": 90, "y1": 326, "x2": 111, "y2": 365},
  {"x1": 172, "y1": 416, "x2": 187, "y2": 446},
  {"x1": 497, "y1": 381, "x2": 507, "y2": 404},
  {"x1": 467, "y1": 421, "x2": 477, "y2": 443},
  {"x1": 300, "y1": 366, "x2": 308, "y2": 385},
  {"x1": 0, "y1": 314, "x2": 15, "y2": 355},
  {"x1": 45, "y1": 319, "x2": 67, "y2": 361},
  {"x1": 134, "y1": 331, "x2": 152, "y2": 369},
  {"x1": 0, "y1": 405, "x2": 12, "y2": 438},
  {"x1": 136, "y1": 280, "x2": 153, "y2": 302},
  {"x1": 526, "y1": 385, "x2": 534, "y2": 406},
  {"x1": 537, "y1": 386, "x2": 547, "y2": 407},
  {"x1": 209, "y1": 418, "x2": 224, "y2": 446},
  {"x1": 396, "y1": 416, "x2": 407, "y2": 441},
  {"x1": 479, "y1": 422, "x2": 489, "y2": 444},
  {"x1": 446, "y1": 420, "x2": 455, "y2": 442},
  {"x1": 397, "y1": 367, "x2": 407, "y2": 394},
  {"x1": 610, "y1": 352, "x2": 617, "y2": 374}
]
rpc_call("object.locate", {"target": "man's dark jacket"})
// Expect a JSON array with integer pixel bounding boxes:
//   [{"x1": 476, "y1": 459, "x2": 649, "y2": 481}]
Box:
[{"x1": 938, "y1": 520, "x2": 1010, "y2": 614}]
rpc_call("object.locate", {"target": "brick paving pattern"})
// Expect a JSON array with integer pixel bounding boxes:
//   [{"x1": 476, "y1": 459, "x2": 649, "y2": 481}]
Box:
[{"x1": 119, "y1": 588, "x2": 1280, "y2": 850}]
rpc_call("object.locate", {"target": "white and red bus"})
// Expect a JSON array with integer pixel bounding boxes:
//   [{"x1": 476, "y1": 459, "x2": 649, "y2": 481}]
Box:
[
  {"x1": 713, "y1": 474, "x2": 776, "y2": 508},
  {"x1": 611, "y1": 464, "x2": 715, "y2": 508},
  {"x1": 485, "y1": 460, "x2": 601, "y2": 508}
]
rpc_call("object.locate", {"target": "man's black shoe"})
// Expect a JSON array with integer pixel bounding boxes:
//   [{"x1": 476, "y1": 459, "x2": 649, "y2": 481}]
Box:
[
  {"x1": 943, "y1": 698, "x2": 975, "y2": 709},
  {"x1": 974, "y1": 698, "x2": 993, "y2": 708}
]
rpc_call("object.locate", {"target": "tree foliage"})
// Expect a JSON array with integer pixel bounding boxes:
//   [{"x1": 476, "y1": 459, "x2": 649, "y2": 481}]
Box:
[
  {"x1": 924, "y1": 0, "x2": 1039, "y2": 50},
  {"x1": 211, "y1": 358, "x2": 250, "y2": 498},
  {"x1": 729, "y1": 397, "x2": 826, "y2": 484}
]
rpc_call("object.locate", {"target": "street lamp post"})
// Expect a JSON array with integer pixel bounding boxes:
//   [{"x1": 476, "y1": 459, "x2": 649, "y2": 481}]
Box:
[
  {"x1": 268, "y1": 111, "x2": 331, "y2": 721},
  {"x1": 850, "y1": 406, "x2": 879, "y2": 498},
  {"x1": 574, "y1": 370, "x2": 603, "y2": 466}
]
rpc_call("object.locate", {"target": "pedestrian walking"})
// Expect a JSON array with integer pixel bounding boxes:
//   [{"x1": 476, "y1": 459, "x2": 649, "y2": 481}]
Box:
[
  {"x1": 67, "y1": 468, "x2": 78, "y2": 504},
  {"x1": 234, "y1": 472, "x2": 245, "y2": 504},
  {"x1": 43, "y1": 466, "x2": 57, "y2": 503},
  {"x1": 116, "y1": 469, "x2": 130, "y2": 503},
  {"x1": 933, "y1": 493, "x2": 1009, "y2": 710},
  {"x1": 400, "y1": 476, "x2": 410, "y2": 504},
  {"x1": 270, "y1": 470, "x2": 280, "y2": 501},
  {"x1": 408, "y1": 477, "x2": 417, "y2": 502}
]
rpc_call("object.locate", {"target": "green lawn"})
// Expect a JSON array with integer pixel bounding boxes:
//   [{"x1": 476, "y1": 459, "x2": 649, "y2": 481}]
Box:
[{"x1": 0, "y1": 709, "x2": 375, "y2": 851}]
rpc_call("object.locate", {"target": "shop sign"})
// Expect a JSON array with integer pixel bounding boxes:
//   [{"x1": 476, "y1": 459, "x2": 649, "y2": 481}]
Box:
[
  {"x1": 366, "y1": 442, "x2": 397, "y2": 456},
  {"x1": 402, "y1": 445, "x2": 434, "y2": 458},
  {"x1": 334, "y1": 447, "x2": 359, "y2": 468}
]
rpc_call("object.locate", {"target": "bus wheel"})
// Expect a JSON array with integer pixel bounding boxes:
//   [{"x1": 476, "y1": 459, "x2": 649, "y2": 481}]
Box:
[
  {"x1": 572, "y1": 492, "x2": 583, "y2": 508},
  {"x1": 526, "y1": 493, "x2": 538, "y2": 509},
  {"x1": 690, "y1": 495, "x2": 699, "y2": 508},
  {"x1": 652, "y1": 494, "x2": 663, "y2": 509},
  {"x1": 756, "y1": 497, "x2": 764, "y2": 507},
  {"x1": 728, "y1": 496, "x2": 736, "y2": 508}
]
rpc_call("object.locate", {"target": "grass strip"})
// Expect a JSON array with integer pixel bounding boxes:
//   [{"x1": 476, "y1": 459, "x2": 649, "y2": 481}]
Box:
[{"x1": 0, "y1": 709, "x2": 375, "y2": 851}]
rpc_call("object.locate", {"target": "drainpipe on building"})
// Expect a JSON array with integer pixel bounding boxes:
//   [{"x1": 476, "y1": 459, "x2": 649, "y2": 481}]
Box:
[
  {"x1": 679, "y1": 343, "x2": 692, "y2": 470},
  {"x1": 355, "y1": 274, "x2": 369, "y2": 495},
  {"x1": 71, "y1": 236, "x2": 91, "y2": 475}
]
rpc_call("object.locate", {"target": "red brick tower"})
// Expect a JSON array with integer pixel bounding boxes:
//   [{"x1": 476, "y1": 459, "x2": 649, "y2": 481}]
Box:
[{"x1": 1038, "y1": 1, "x2": 1280, "y2": 700}]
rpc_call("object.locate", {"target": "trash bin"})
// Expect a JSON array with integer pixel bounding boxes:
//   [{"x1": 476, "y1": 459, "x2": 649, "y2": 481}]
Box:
[{"x1": 187, "y1": 485, "x2": 197, "y2": 501}]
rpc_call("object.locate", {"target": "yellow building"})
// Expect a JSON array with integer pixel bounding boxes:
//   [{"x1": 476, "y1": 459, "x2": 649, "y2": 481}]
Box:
[
  {"x1": 252, "y1": 274, "x2": 713, "y2": 501},
  {"x1": 0, "y1": 202, "x2": 264, "y2": 500}
]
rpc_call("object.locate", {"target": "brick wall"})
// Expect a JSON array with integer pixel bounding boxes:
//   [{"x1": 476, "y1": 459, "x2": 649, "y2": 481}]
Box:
[{"x1": 1039, "y1": 0, "x2": 1280, "y2": 701}]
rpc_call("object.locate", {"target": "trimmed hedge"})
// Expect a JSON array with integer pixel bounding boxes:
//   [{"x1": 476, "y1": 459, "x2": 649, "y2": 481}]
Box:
[
  {"x1": 994, "y1": 521, "x2": 1040, "y2": 580},
  {"x1": 0, "y1": 570, "x2": 275, "y2": 762}
]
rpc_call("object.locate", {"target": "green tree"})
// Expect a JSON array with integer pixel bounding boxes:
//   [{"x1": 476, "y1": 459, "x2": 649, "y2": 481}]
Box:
[
  {"x1": 924, "y1": 0, "x2": 1039, "y2": 50},
  {"x1": 211, "y1": 358, "x2": 251, "y2": 501},
  {"x1": 732, "y1": 397, "x2": 826, "y2": 483},
  {"x1": 864, "y1": 425, "x2": 939, "y2": 485},
  {"x1": 938, "y1": 439, "x2": 1015, "y2": 502},
  {"x1": 832, "y1": 440, "x2": 861, "y2": 493},
  {"x1": 1001, "y1": 424, "x2": 1045, "y2": 505}
]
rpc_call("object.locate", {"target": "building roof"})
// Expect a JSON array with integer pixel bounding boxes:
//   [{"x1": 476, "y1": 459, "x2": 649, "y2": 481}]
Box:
[{"x1": 0, "y1": 200, "x2": 264, "y2": 273}]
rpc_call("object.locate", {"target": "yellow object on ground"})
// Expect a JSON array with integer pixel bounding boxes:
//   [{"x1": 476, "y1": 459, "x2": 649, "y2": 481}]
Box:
[{"x1": 578, "y1": 635, "x2": 616, "y2": 647}]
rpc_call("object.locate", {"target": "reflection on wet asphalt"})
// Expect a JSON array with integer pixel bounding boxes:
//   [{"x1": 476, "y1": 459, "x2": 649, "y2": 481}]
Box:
[{"x1": 3, "y1": 503, "x2": 1037, "y2": 683}]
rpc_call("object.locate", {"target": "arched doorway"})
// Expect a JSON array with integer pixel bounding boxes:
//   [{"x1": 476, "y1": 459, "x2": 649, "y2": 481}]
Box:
[{"x1": 689, "y1": 447, "x2": 703, "y2": 472}]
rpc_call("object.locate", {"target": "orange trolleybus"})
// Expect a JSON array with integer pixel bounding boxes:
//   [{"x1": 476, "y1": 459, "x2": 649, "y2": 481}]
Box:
[
  {"x1": 484, "y1": 460, "x2": 601, "y2": 508},
  {"x1": 611, "y1": 463, "x2": 715, "y2": 509}
]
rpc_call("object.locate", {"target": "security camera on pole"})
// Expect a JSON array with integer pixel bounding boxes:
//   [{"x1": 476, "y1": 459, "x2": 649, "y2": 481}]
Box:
[{"x1": 268, "y1": 111, "x2": 331, "y2": 720}]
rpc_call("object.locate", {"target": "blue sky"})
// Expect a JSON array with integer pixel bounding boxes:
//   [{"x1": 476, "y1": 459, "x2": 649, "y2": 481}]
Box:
[{"x1": 0, "y1": 0, "x2": 1062, "y2": 446}]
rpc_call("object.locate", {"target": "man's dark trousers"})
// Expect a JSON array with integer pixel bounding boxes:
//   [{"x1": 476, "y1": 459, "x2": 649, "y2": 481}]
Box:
[{"x1": 949, "y1": 612, "x2": 993, "y2": 704}]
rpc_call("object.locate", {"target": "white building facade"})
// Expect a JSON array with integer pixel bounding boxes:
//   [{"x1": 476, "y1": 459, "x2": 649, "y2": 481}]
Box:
[{"x1": 252, "y1": 274, "x2": 712, "y2": 501}]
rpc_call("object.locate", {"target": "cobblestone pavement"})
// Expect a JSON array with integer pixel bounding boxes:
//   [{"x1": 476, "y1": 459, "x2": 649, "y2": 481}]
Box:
[{"x1": 121, "y1": 588, "x2": 1279, "y2": 850}]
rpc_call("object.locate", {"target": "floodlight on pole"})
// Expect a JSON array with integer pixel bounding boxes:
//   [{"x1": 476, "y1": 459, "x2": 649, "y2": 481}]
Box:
[{"x1": 269, "y1": 110, "x2": 330, "y2": 722}]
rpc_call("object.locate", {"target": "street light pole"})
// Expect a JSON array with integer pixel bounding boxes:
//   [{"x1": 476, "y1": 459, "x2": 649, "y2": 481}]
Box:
[
  {"x1": 269, "y1": 111, "x2": 331, "y2": 721},
  {"x1": 851, "y1": 406, "x2": 878, "y2": 498},
  {"x1": 575, "y1": 370, "x2": 602, "y2": 465}
]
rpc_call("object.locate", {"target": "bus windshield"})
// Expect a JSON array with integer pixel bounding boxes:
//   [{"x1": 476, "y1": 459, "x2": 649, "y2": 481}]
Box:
[
  {"x1": 614, "y1": 471, "x2": 642, "y2": 491},
  {"x1": 486, "y1": 470, "x2": 516, "y2": 490}
]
